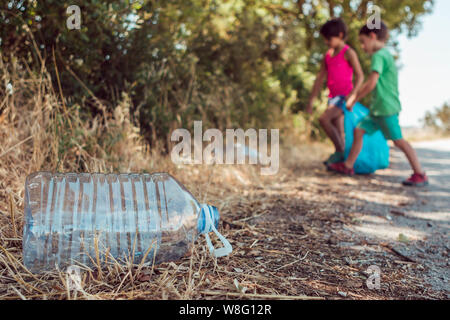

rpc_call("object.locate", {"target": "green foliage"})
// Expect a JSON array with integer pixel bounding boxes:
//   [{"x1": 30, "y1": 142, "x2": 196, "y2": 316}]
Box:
[
  {"x1": 423, "y1": 102, "x2": 450, "y2": 133},
  {"x1": 0, "y1": 0, "x2": 434, "y2": 149}
]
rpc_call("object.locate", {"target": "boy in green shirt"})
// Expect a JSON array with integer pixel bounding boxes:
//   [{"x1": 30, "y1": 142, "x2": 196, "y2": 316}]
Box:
[{"x1": 329, "y1": 22, "x2": 429, "y2": 187}]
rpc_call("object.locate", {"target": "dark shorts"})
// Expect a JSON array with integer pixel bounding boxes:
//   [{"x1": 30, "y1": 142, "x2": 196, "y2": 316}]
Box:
[{"x1": 328, "y1": 95, "x2": 347, "y2": 112}]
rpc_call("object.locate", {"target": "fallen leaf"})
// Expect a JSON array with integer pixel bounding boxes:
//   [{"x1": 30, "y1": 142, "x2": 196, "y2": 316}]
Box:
[
  {"x1": 138, "y1": 274, "x2": 151, "y2": 282},
  {"x1": 398, "y1": 233, "x2": 410, "y2": 243}
]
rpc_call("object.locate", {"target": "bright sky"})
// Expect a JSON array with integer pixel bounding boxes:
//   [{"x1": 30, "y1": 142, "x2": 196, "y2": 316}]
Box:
[{"x1": 397, "y1": 0, "x2": 450, "y2": 127}]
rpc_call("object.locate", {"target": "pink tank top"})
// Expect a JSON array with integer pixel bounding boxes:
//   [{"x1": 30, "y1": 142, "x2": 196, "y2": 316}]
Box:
[{"x1": 325, "y1": 45, "x2": 354, "y2": 98}]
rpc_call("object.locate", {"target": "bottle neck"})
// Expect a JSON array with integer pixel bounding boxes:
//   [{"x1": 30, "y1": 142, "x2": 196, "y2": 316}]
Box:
[{"x1": 198, "y1": 204, "x2": 219, "y2": 234}]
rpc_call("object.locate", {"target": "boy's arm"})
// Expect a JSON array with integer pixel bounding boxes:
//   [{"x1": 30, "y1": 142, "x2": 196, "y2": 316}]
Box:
[
  {"x1": 306, "y1": 59, "x2": 327, "y2": 114},
  {"x1": 345, "y1": 48, "x2": 364, "y2": 110},
  {"x1": 354, "y1": 71, "x2": 380, "y2": 103}
]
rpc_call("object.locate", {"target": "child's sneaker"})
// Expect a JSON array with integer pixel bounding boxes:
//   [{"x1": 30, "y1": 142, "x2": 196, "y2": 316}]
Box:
[
  {"x1": 323, "y1": 152, "x2": 345, "y2": 166},
  {"x1": 327, "y1": 162, "x2": 355, "y2": 176},
  {"x1": 402, "y1": 173, "x2": 429, "y2": 187}
]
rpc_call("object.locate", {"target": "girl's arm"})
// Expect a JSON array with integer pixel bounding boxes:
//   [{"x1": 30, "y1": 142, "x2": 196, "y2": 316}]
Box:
[
  {"x1": 345, "y1": 48, "x2": 364, "y2": 109},
  {"x1": 307, "y1": 59, "x2": 327, "y2": 114}
]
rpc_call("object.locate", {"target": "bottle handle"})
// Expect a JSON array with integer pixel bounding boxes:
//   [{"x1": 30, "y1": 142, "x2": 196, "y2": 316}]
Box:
[{"x1": 202, "y1": 205, "x2": 233, "y2": 258}]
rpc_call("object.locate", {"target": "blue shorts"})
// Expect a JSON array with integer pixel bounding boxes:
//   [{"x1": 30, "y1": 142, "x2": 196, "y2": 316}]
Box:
[{"x1": 328, "y1": 95, "x2": 347, "y2": 112}]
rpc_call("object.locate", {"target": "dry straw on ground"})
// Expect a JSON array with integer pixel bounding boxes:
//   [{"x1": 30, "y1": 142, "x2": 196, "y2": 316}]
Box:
[
  {"x1": 0, "y1": 54, "x2": 310, "y2": 300},
  {"x1": 0, "y1": 53, "x2": 446, "y2": 300}
]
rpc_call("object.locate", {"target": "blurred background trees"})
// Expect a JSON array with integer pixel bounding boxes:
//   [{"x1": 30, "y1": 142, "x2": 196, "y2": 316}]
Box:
[
  {"x1": 0, "y1": 0, "x2": 435, "y2": 150},
  {"x1": 423, "y1": 102, "x2": 450, "y2": 134}
]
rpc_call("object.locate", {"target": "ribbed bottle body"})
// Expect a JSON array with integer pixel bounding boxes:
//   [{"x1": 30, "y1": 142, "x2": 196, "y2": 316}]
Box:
[{"x1": 23, "y1": 172, "x2": 200, "y2": 272}]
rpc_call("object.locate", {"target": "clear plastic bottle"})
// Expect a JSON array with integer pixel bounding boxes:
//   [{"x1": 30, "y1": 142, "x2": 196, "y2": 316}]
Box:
[{"x1": 23, "y1": 172, "x2": 232, "y2": 273}]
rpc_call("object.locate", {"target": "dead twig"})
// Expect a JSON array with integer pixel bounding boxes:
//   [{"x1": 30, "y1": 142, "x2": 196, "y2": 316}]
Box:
[{"x1": 201, "y1": 290, "x2": 325, "y2": 300}]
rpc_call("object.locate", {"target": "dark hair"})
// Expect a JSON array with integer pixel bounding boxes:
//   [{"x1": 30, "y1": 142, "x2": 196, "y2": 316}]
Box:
[
  {"x1": 320, "y1": 18, "x2": 348, "y2": 40},
  {"x1": 359, "y1": 21, "x2": 389, "y2": 41}
]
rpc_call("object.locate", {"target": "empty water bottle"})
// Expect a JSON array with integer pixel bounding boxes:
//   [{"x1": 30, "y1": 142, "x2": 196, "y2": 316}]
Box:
[{"x1": 23, "y1": 172, "x2": 232, "y2": 273}]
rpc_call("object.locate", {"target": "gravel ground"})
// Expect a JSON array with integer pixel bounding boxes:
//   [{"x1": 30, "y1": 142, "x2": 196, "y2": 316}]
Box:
[
  {"x1": 347, "y1": 139, "x2": 450, "y2": 296},
  {"x1": 219, "y1": 139, "x2": 450, "y2": 299}
]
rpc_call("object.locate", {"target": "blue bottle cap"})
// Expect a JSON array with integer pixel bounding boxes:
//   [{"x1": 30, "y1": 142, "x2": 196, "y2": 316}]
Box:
[{"x1": 198, "y1": 204, "x2": 220, "y2": 234}]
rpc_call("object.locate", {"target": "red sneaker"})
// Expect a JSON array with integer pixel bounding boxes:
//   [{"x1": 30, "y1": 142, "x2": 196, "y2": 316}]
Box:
[
  {"x1": 328, "y1": 162, "x2": 355, "y2": 176},
  {"x1": 402, "y1": 173, "x2": 429, "y2": 187}
]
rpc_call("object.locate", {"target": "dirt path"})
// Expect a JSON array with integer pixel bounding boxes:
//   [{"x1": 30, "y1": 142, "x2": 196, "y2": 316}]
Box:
[
  {"x1": 345, "y1": 139, "x2": 450, "y2": 296},
  {"x1": 217, "y1": 140, "x2": 449, "y2": 300}
]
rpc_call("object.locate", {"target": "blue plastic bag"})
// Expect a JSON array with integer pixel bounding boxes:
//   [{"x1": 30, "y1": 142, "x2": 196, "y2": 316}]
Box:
[{"x1": 344, "y1": 102, "x2": 390, "y2": 174}]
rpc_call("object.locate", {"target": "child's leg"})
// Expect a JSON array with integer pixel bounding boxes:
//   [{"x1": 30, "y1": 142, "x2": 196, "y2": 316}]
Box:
[
  {"x1": 319, "y1": 106, "x2": 345, "y2": 153},
  {"x1": 344, "y1": 128, "x2": 365, "y2": 169},
  {"x1": 393, "y1": 139, "x2": 424, "y2": 175},
  {"x1": 333, "y1": 114, "x2": 345, "y2": 143}
]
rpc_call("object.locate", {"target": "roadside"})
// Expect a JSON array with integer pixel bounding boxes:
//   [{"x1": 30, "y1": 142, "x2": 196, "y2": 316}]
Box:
[
  {"x1": 207, "y1": 140, "x2": 449, "y2": 300},
  {"x1": 0, "y1": 140, "x2": 448, "y2": 300},
  {"x1": 348, "y1": 139, "x2": 449, "y2": 295}
]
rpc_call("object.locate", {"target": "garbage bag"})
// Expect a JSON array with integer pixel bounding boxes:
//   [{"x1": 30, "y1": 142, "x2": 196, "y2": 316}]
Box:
[{"x1": 344, "y1": 102, "x2": 390, "y2": 174}]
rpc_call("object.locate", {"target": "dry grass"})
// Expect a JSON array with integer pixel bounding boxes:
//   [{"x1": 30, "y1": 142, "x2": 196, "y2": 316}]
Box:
[
  {"x1": 402, "y1": 127, "x2": 450, "y2": 143},
  {"x1": 0, "y1": 53, "x2": 323, "y2": 300},
  {"x1": 0, "y1": 55, "x2": 446, "y2": 301}
]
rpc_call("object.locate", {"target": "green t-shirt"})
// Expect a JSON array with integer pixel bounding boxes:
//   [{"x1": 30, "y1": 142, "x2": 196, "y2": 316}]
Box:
[{"x1": 370, "y1": 48, "x2": 402, "y2": 116}]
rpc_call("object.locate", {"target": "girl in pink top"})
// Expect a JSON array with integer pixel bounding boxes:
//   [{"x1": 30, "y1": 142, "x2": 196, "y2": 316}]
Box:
[{"x1": 307, "y1": 18, "x2": 364, "y2": 165}]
